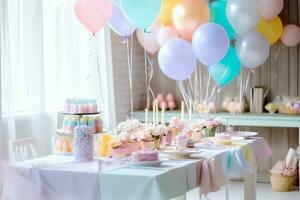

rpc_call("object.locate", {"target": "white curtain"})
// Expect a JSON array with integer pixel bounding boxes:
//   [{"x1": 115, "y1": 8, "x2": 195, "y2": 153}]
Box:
[{"x1": 0, "y1": 0, "x2": 115, "y2": 161}]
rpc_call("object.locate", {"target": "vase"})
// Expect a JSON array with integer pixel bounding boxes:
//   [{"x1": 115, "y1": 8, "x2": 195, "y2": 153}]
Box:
[
  {"x1": 153, "y1": 136, "x2": 161, "y2": 150},
  {"x1": 203, "y1": 128, "x2": 216, "y2": 137}
]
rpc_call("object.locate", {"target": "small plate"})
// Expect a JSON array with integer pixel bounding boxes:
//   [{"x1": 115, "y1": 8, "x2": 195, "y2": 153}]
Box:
[
  {"x1": 160, "y1": 149, "x2": 199, "y2": 158},
  {"x1": 128, "y1": 160, "x2": 162, "y2": 167},
  {"x1": 231, "y1": 136, "x2": 245, "y2": 141},
  {"x1": 234, "y1": 131, "x2": 258, "y2": 138}
]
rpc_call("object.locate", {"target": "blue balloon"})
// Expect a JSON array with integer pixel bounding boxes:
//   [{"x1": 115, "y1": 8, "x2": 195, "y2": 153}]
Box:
[
  {"x1": 209, "y1": 46, "x2": 241, "y2": 86},
  {"x1": 120, "y1": 0, "x2": 162, "y2": 29},
  {"x1": 210, "y1": 0, "x2": 236, "y2": 39}
]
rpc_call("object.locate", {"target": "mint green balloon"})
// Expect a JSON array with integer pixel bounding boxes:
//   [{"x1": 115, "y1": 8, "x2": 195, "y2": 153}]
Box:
[
  {"x1": 209, "y1": 46, "x2": 241, "y2": 86},
  {"x1": 210, "y1": 0, "x2": 236, "y2": 39},
  {"x1": 112, "y1": 0, "x2": 121, "y2": 7},
  {"x1": 120, "y1": 0, "x2": 162, "y2": 29}
]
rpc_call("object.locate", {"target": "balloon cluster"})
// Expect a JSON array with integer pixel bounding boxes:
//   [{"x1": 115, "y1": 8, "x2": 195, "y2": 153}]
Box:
[{"x1": 74, "y1": 0, "x2": 300, "y2": 87}]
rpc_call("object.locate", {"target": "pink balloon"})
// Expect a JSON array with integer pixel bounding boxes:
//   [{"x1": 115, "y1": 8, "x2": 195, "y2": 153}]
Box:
[
  {"x1": 168, "y1": 101, "x2": 176, "y2": 110},
  {"x1": 136, "y1": 23, "x2": 161, "y2": 54},
  {"x1": 156, "y1": 94, "x2": 164, "y2": 102},
  {"x1": 281, "y1": 24, "x2": 300, "y2": 47},
  {"x1": 159, "y1": 101, "x2": 167, "y2": 109},
  {"x1": 258, "y1": 0, "x2": 284, "y2": 20},
  {"x1": 166, "y1": 93, "x2": 174, "y2": 101},
  {"x1": 75, "y1": 0, "x2": 113, "y2": 34},
  {"x1": 156, "y1": 26, "x2": 178, "y2": 46}
]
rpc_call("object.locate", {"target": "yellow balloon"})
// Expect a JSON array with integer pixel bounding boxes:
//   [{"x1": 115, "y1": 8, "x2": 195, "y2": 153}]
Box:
[
  {"x1": 256, "y1": 16, "x2": 283, "y2": 45},
  {"x1": 158, "y1": 0, "x2": 178, "y2": 25}
]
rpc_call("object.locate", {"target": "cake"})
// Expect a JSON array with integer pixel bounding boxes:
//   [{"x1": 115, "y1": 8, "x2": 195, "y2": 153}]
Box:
[
  {"x1": 64, "y1": 98, "x2": 98, "y2": 114},
  {"x1": 175, "y1": 134, "x2": 188, "y2": 148},
  {"x1": 63, "y1": 115, "x2": 103, "y2": 134},
  {"x1": 131, "y1": 151, "x2": 159, "y2": 162},
  {"x1": 215, "y1": 133, "x2": 232, "y2": 145},
  {"x1": 186, "y1": 139, "x2": 195, "y2": 148},
  {"x1": 73, "y1": 125, "x2": 94, "y2": 161}
]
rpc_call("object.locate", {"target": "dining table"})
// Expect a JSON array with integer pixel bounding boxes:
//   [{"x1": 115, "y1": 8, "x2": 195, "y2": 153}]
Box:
[{"x1": 2, "y1": 137, "x2": 271, "y2": 200}]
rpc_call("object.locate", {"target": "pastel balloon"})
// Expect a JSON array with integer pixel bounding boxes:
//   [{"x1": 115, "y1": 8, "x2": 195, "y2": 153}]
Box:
[
  {"x1": 192, "y1": 23, "x2": 230, "y2": 66},
  {"x1": 136, "y1": 23, "x2": 160, "y2": 54},
  {"x1": 258, "y1": 0, "x2": 284, "y2": 20},
  {"x1": 210, "y1": 0, "x2": 235, "y2": 39},
  {"x1": 256, "y1": 17, "x2": 283, "y2": 45},
  {"x1": 172, "y1": 0, "x2": 210, "y2": 41},
  {"x1": 108, "y1": 5, "x2": 136, "y2": 37},
  {"x1": 158, "y1": 38, "x2": 197, "y2": 81},
  {"x1": 158, "y1": 0, "x2": 178, "y2": 25},
  {"x1": 209, "y1": 46, "x2": 241, "y2": 86},
  {"x1": 120, "y1": 0, "x2": 162, "y2": 29},
  {"x1": 112, "y1": 0, "x2": 120, "y2": 7},
  {"x1": 281, "y1": 24, "x2": 300, "y2": 47},
  {"x1": 74, "y1": 0, "x2": 113, "y2": 34},
  {"x1": 156, "y1": 94, "x2": 164, "y2": 102},
  {"x1": 236, "y1": 31, "x2": 270, "y2": 69},
  {"x1": 168, "y1": 101, "x2": 176, "y2": 110},
  {"x1": 156, "y1": 26, "x2": 178, "y2": 46},
  {"x1": 166, "y1": 93, "x2": 174, "y2": 101},
  {"x1": 226, "y1": 0, "x2": 260, "y2": 35}
]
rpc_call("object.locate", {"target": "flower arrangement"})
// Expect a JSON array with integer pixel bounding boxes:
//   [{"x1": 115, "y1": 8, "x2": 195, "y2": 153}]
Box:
[{"x1": 198, "y1": 118, "x2": 224, "y2": 137}]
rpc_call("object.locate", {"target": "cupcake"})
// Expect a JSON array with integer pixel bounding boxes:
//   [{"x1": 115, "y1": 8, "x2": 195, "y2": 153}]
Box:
[{"x1": 215, "y1": 133, "x2": 232, "y2": 145}]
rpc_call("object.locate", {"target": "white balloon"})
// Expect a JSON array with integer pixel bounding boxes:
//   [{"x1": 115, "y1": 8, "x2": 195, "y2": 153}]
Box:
[
  {"x1": 236, "y1": 31, "x2": 270, "y2": 69},
  {"x1": 226, "y1": 0, "x2": 260, "y2": 35}
]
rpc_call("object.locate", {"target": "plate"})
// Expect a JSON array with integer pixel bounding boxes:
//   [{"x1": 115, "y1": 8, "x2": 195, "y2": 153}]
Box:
[
  {"x1": 128, "y1": 160, "x2": 162, "y2": 167},
  {"x1": 234, "y1": 131, "x2": 258, "y2": 138},
  {"x1": 231, "y1": 136, "x2": 245, "y2": 141},
  {"x1": 160, "y1": 149, "x2": 199, "y2": 158}
]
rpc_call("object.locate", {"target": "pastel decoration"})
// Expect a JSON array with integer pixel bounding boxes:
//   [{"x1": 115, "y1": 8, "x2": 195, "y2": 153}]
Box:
[
  {"x1": 258, "y1": 0, "x2": 284, "y2": 20},
  {"x1": 192, "y1": 23, "x2": 230, "y2": 66},
  {"x1": 136, "y1": 22, "x2": 161, "y2": 54},
  {"x1": 156, "y1": 94, "x2": 164, "y2": 102},
  {"x1": 74, "y1": 0, "x2": 113, "y2": 34},
  {"x1": 112, "y1": 0, "x2": 120, "y2": 7},
  {"x1": 172, "y1": 0, "x2": 210, "y2": 41},
  {"x1": 159, "y1": 101, "x2": 167, "y2": 109},
  {"x1": 209, "y1": 0, "x2": 235, "y2": 39},
  {"x1": 120, "y1": 0, "x2": 162, "y2": 29},
  {"x1": 108, "y1": 5, "x2": 136, "y2": 37},
  {"x1": 281, "y1": 24, "x2": 300, "y2": 47},
  {"x1": 166, "y1": 93, "x2": 174, "y2": 101},
  {"x1": 156, "y1": 26, "x2": 178, "y2": 46},
  {"x1": 226, "y1": 0, "x2": 260, "y2": 35},
  {"x1": 256, "y1": 17, "x2": 283, "y2": 45},
  {"x1": 168, "y1": 101, "x2": 176, "y2": 110},
  {"x1": 209, "y1": 46, "x2": 241, "y2": 86},
  {"x1": 236, "y1": 31, "x2": 270, "y2": 69},
  {"x1": 158, "y1": 38, "x2": 197, "y2": 81},
  {"x1": 158, "y1": 0, "x2": 178, "y2": 25}
]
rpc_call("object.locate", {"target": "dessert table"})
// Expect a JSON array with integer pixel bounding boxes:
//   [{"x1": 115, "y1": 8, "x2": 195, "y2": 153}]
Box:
[{"x1": 2, "y1": 137, "x2": 271, "y2": 200}]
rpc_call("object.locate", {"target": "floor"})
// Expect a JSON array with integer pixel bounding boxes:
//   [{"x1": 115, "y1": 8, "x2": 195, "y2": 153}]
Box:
[{"x1": 186, "y1": 182, "x2": 300, "y2": 200}]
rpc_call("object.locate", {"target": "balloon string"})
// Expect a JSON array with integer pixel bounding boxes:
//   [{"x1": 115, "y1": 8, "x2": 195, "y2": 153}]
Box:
[
  {"x1": 144, "y1": 50, "x2": 150, "y2": 108},
  {"x1": 242, "y1": 70, "x2": 252, "y2": 99},
  {"x1": 177, "y1": 81, "x2": 190, "y2": 114},
  {"x1": 204, "y1": 74, "x2": 211, "y2": 104},
  {"x1": 272, "y1": 44, "x2": 281, "y2": 61},
  {"x1": 208, "y1": 83, "x2": 217, "y2": 102},
  {"x1": 89, "y1": 34, "x2": 106, "y2": 110},
  {"x1": 126, "y1": 36, "x2": 134, "y2": 119},
  {"x1": 146, "y1": 54, "x2": 155, "y2": 100}
]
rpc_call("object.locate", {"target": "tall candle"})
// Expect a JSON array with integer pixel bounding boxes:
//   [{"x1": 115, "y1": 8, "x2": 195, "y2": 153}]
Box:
[
  {"x1": 189, "y1": 99, "x2": 192, "y2": 122},
  {"x1": 181, "y1": 101, "x2": 184, "y2": 121},
  {"x1": 145, "y1": 108, "x2": 148, "y2": 125},
  {"x1": 155, "y1": 100, "x2": 159, "y2": 125},
  {"x1": 161, "y1": 105, "x2": 165, "y2": 126},
  {"x1": 152, "y1": 101, "x2": 155, "y2": 125}
]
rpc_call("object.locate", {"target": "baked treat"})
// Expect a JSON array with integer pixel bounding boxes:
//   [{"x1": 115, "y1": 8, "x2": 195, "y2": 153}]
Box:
[
  {"x1": 175, "y1": 134, "x2": 188, "y2": 148},
  {"x1": 73, "y1": 125, "x2": 94, "y2": 161},
  {"x1": 63, "y1": 115, "x2": 103, "y2": 134},
  {"x1": 64, "y1": 98, "x2": 98, "y2": 114},
  {"x1": 215, "y1": 133, "x2": 232, "y2": 145},
  {"x1": 131, "y1": 151, "x2": 159, "y2": 162},
  {"x1": 186, "y1": 139, "x2": 195, "y2": 148}
]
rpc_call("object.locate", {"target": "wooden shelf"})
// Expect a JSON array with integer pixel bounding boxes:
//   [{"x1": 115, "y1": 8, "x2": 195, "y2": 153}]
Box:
[{"x1": 132, "y1": 110, "x2": 300, "y2": 128}]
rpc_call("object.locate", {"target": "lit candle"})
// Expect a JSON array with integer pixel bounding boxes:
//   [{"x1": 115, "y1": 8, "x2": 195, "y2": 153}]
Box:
[
  {"x1": 145, "y1": 108, "x2": 148, "y2": 125},
  {"x1": 155, "y1": 100, "x2": 159, "y2": 125},
  {"x1": 189, "y1": 99, "x2": 192, "y2": 122},
  {"x1": 152, "y1": 101, "x2": 155, "y2": 125},
  {"x1": 161, "y1": 105, "x2": 165, "y2": 126},
  {"x1": 181, "y1": 101, "x2": 184, "y2": 121}
]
